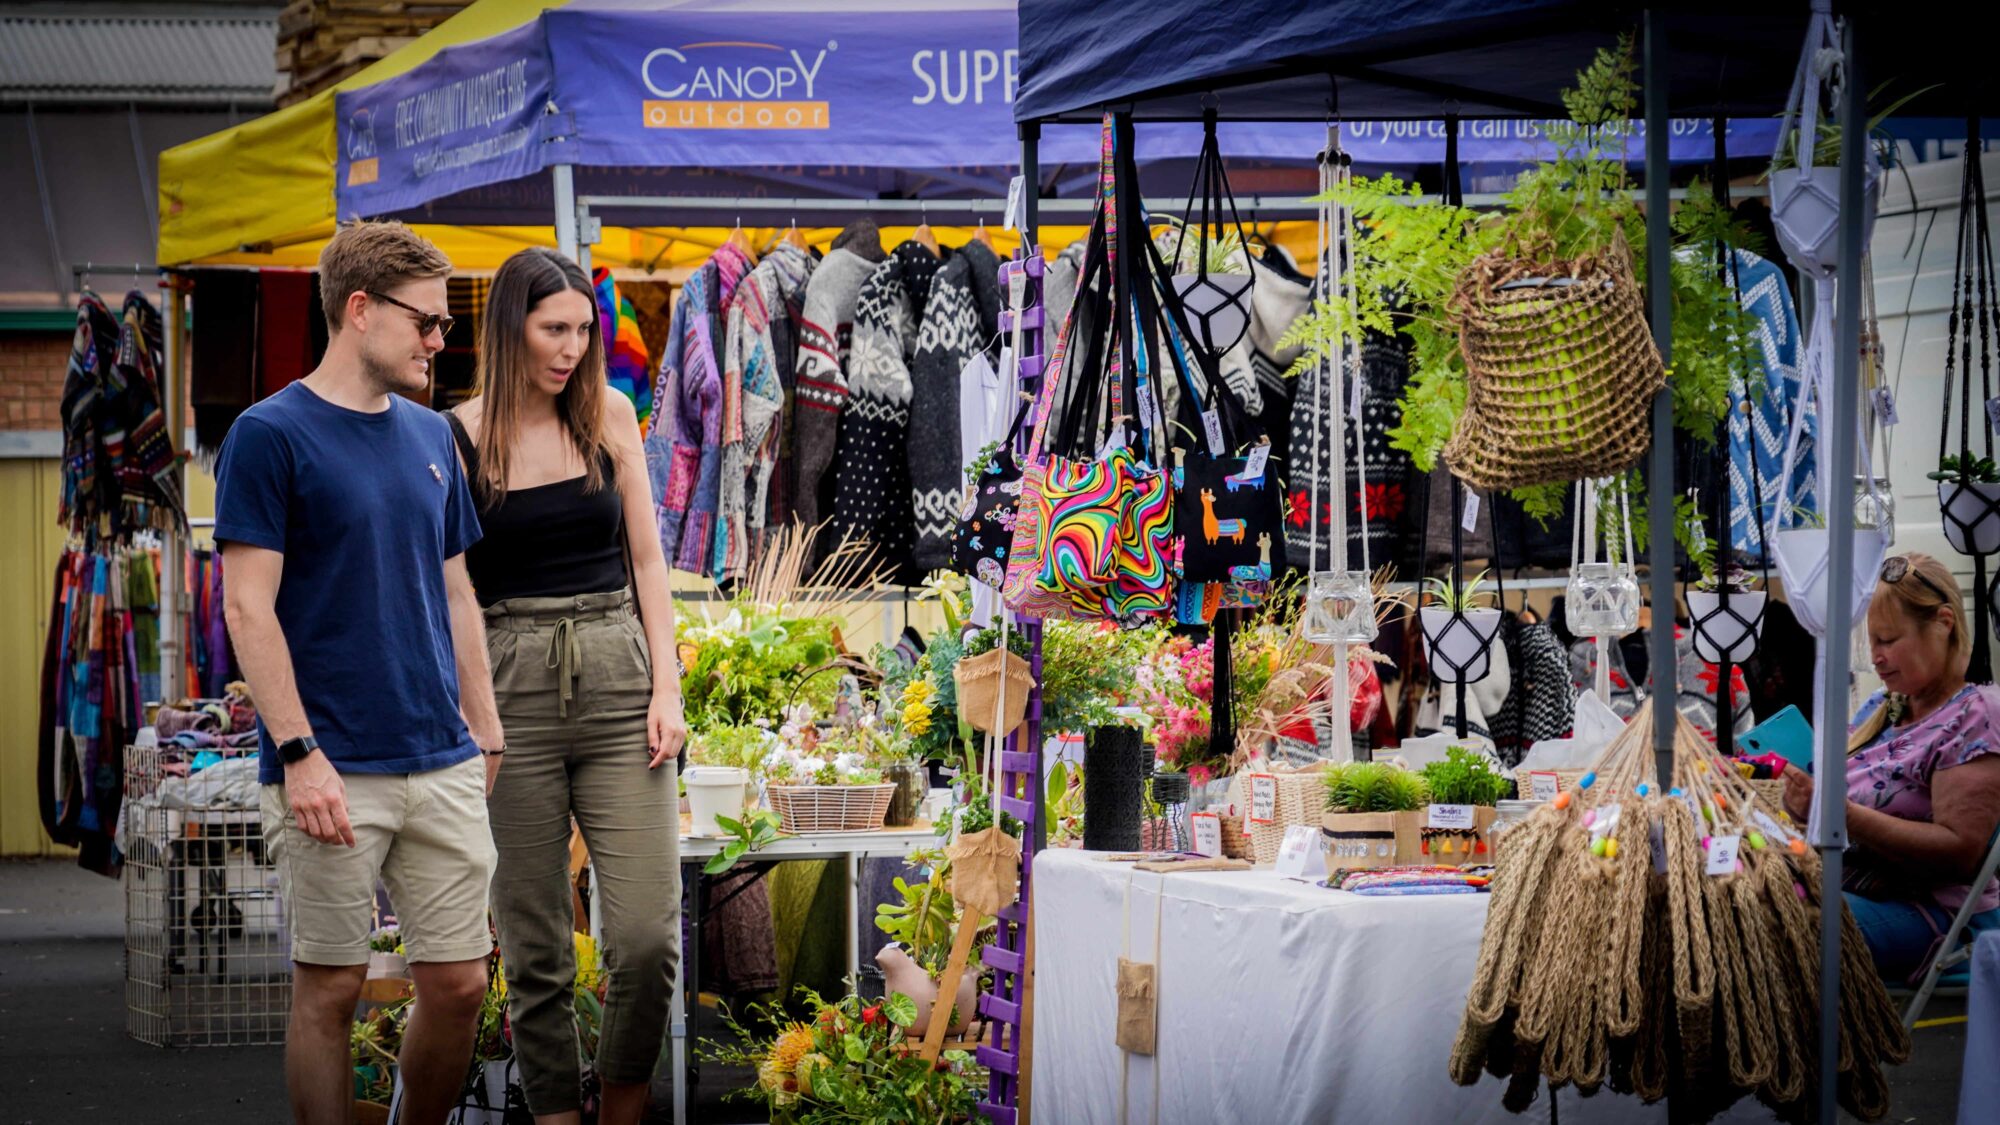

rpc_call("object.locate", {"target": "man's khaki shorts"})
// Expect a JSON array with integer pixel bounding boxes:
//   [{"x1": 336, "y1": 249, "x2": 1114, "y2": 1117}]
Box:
[{"x1": 260, "y1": 755, "x2": 496, "y2": 966}]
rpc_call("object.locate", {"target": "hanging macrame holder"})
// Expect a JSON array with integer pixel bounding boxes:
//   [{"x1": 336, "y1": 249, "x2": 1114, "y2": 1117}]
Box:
[
  {"x1": 1935, "y1": 116, "x2": 2000, "y2": 681},
  {"x1": 1564, "y1": 478, "x2": 1641, "y2": 704},
  {"x1": 1300, "y1": 123, "x2": 1376, "y2": 763},
  {"x1": 1769, "y1": 0, "x2": 1880, "y2": 281},
  {"x1": 1169, "y1": 106, "x2": 1256, "y2": 361}
]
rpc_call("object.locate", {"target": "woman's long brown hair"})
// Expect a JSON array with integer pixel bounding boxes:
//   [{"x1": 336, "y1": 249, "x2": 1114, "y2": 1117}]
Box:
[{"x1": 471, "y1": 247, "x2": 611, "y2": 502}]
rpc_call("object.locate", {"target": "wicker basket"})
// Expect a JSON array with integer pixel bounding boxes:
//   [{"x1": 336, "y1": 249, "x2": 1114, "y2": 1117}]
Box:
[
  {"x1": 1443, "y1": 232, "x2": 1666, "y2": 492},
  {"x1": 1219, "y1": 815, "x2": 1254, "y2": 860},
  {"x1": 766, "y1": 783, "x2": 895, "y2": 834},
  {"x1": 1224, "y1": 764, "x2": 1332, "y2": 865}
]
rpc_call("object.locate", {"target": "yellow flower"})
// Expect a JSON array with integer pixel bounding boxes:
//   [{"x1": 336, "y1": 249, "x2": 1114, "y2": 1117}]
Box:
[
  {"x1": 900, "y1": 678, "x2": 935, "y2": 706},
  {"x1": 795, "y1": 1052, "x2": 832, "y2": 1087},
  {"x1": 902, "y1": 701, "x2": 934, "y2": 736},
  {"x1": 767, "y1": 1023, "x2": 815, "y2": 1075}
]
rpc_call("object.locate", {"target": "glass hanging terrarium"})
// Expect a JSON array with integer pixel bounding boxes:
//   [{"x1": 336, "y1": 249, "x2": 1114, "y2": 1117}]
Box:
[
  {"x1": 1170, "y1": 107, "x2": 1255, "y2": 361},
  {"x1": 1564, "y1": 479, "x2": 1641, "y2": 638},
  {"x1": 1300, "y1": 125, "x2": 1374, "y2": 646}
]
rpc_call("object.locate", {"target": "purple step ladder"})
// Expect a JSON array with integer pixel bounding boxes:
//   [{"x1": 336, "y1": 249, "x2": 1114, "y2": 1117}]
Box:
[{"x1": 978, "y1": 249, "x2": 1048, "y2": 1125}]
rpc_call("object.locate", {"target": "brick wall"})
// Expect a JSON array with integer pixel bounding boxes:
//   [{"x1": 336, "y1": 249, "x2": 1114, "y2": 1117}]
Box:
[{"x1": 0, "y1": 333, "x2": 67, "y2": 431}]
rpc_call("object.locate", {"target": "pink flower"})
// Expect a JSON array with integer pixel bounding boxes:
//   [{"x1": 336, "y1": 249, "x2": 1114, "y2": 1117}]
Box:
[{"x1": 1188, "y1": 764, "x2": 1214, "y2": 788}]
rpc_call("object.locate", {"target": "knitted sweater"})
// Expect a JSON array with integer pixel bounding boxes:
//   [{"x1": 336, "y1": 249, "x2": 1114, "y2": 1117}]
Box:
[
  {"x1": 909, "y1": 239, "x2": 1001, "y2": 569},
  {"x1": 677, "y1": 242, "x2": 753, "y2": 574},
  {"x1": 715, "y1": 242, "x2": 814, "y2": 578},
  {"x1": 792, "y1": 247, "x2": 880, "y2": 538},
  {"x1": 831, "y1": 240, "x2": 943, "y2": 579},
  {"x1": 644, "y1": 261, "x2": 711, "y2": 567}
]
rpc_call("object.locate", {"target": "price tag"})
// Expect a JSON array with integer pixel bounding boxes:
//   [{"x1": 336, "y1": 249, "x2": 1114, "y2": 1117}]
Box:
[
  {"x1": 1201, "y1": 409, "x2": 1225, "y2": 456},
  {"x1": 1871, "y1": 386, "x2": 1899, "y2": 426},
  {"x1": 1274, "y1": 825, "x2": 1320, "y2": 879},
  {"x1": 1690, "y1": 517, "x2": 1709, "y2": 553},
  {"x1": 1428, "y1": 803, "x2": 1476, "y2": 830},
  {"x1": 1008, "y1": 268, "x2": 1027, "y2": 310},
  {"x1": 1461, "y1": 490, "x2": 1482, "y2": 533},
  {"x1": 1528, "y1": 771, "x2": 1561, "y2": 803},
  {"x1": 1003, "y1": 174, "x2": 1026, "y2": 232},
  {"x1": 1590, "y1": 802, "x2": 1622, "y2": 838},
  {"x1": 1248, "y1": 773, "x2": 1278, "y2": 824},
  {"x1": 1347, "y1": 371, "x2": 1365, "y2": 418},
  {"x1": 1138, "y1": 384, "x2": 1162, "y2": 437},
  {"x1": 1987, "y1": 396, "x2": 2000, "y2": 433},
  {"x1": 1680, "y1": 790, "x2": 1702, "y2": 824},
  {"x1": 1097, "y1": 428, "x2": 1127, "y2": 459},
  {"x1": 1240, "y1": 441, "x2": 1271, "y2": 482},
  {"x1": 1705, "y1": 834, "x2": 1742, "y2": 876},
  {"x1": 1751, "y1": 809, "x2": 1788, "y2": 843},
  {"x1": 1191, "y1": 812, "x2": 1222, "y2": 857},
  {"x1": 998, "y1": 344, "x2": 1017, "y2": 386}
]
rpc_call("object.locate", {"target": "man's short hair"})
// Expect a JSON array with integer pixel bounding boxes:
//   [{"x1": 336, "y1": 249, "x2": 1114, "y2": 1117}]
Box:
[{"x1": 318, "y1": 221, "x2": 452, "y2": 329}]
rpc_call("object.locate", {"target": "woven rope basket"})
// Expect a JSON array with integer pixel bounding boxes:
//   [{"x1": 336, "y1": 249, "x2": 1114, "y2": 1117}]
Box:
[
  {"x1": 1224, "y1": 765, "x2": 1331, "y2": 865},
  {"x1": 767, "y1": 783, "x2": 895, "y2": 834},
  {"x1": 1443, "y1": 233, "x2": 1666, "y2": 492}
]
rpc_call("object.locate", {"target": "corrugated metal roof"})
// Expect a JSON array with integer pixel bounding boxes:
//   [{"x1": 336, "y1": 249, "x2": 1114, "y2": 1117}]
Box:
[{"x1": 0, "y1": 13, "x2": 277, "y2": 105}]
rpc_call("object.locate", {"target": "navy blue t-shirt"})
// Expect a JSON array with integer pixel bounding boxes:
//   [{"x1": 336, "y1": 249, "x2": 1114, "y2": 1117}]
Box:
[{"x1": 213, "y1": 382, "x2": 484, "y2": 783}]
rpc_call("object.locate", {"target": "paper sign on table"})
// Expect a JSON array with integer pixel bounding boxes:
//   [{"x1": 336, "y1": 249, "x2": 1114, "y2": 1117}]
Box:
[
  {"x1": 1273, "y1": 825, "x2": 1320, "y2": 879},
  {"x1": 1191, "y1": 812, "x2": 1222, "y2": 857},
  {"x1": 1248, "y1": 774, "x2": 1278, "y2": 824},
  {"x1": 1427, "y1": 804, "x2": 1476, "y2": 830},
  {"x1": 1705, "y1": 834, "x2": 1742, "y2": 876},
  {"x1": 1528, "y1": 771, "x2": 1560, "y2": 802}
]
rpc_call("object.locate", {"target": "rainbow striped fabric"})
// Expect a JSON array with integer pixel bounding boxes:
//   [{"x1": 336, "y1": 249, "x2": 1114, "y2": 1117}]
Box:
[{"x1": 593, "y1": 267, "x2": 653, "y2": 436}]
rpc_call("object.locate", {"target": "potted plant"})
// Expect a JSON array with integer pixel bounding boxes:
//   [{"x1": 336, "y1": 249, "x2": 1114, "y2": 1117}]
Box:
[
  {"x1": 365, "y1": 926, "x2": 407, "y2": 981},
  {"x1": 1416, "y1": 746, "x2": 1509, "y2": 864},
  {"x1": 1688, "y1": 557, "x2": 1767, "y2": 665},
  {"x1": 1321, "y1": 761, "x2": 1429, "y2": 875},
  {"x1": 762, "y1": 723, "x2": 897, "y2": 834},
  {"x1": 1771, "y1": 504, "x2": 1887, "y2": 638},
  {"x1": 684, "y1": 724, "x2": 767, "y2": 836},
  {"x1": 873, "y1": 852, "x2": 982, "y2": 1040},
  {"x1": 701, "y1": 988, "x2": 983, "y2": 1121},
  {"x1": 1419, "y1": 571, "x2": 1503, "y2": 683},
  {"x1": 1932, "y1": 453, "x2": 2000, "y2": 555}
]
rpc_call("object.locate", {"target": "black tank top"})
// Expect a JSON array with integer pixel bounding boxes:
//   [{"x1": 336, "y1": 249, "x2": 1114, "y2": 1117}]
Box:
[{"x1": 444, "y1": 410, "x2": 627, "y2": 607}]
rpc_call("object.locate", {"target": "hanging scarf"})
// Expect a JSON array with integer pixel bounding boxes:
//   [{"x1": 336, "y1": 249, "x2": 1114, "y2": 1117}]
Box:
[{"x1": 594, "y1": 268, "x2": 654, "y2": 436}]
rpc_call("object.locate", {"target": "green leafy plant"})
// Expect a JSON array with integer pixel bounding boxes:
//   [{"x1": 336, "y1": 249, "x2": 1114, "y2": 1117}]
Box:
[
  {"x1": 1324, "y1": 762, "x2": 1430, "y2": 813},
  {"x1": 1423, "y1": 570, "x2": 1496, "y2": 613},
  {"x1": 1281, "y1": 37, "x2": 1762, "y2": 522},
  {"x1": 1931, "y1": 453, "x2": 2000, "y2": 485},
  {"x1": 874, "y1": 870, "x2": 956, "y2": 975},
  {"x1": 1767, "y1": 80, "x2": 1939, "y2": 174},
  {"x1": 350, "y1": 998, "x2": 409, "y2": 1105},
  {"x1": 701, "y1": 988, "x2": 982, "y2": 1122},
  {"x1": 1419, "y1": 745, "x2": 1513, "y2": 807},
  {"x1": 705, "y1": 810, "x2": 785, "y2": 877},
  {"x1": 367, "y1": 926, "x2": 402, "y2": 955},
  {"x1": 677, "y1": 605, "x2": 842, "y2": 732},
  {"x1": 958, "y1": 792, "x2": 1024, "y2": 839},
  {"x1": 963, "y1": 436, "x2": 1008, "y2": 487},
  {"x1": 689, "y1": 723, "x2": 773, "y2": 777}
]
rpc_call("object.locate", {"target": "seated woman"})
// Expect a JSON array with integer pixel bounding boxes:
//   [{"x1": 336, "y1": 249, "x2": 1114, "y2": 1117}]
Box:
[{"x1": 1783, "y1": 552, "x2": 2000, "y2": 982}]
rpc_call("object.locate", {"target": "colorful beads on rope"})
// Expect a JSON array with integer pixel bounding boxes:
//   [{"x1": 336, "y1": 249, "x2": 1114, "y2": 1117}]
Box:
[
  {"x1": 1553, "y1": 791, "x2": 1572, "y2": 810},
  {"x1": 1748, "y1": 832, "x2": 1767, "y2": 850},
  {"x1": 1579, "y1": 771, "x2": 1597, "y2": 790},
  {"x1": 1635, "y1": 782, "x2": 1651, "y2": 797}
]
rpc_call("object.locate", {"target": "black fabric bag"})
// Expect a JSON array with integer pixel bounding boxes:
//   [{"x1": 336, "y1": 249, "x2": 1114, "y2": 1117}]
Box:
[{"x1": 950, "y1": 397, "x2": 1032, "y2": 589}]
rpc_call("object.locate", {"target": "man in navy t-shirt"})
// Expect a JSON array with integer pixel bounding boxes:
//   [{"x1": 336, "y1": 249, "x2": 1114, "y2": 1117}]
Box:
[{"x1": 216, "y1": 222, "x2": 504, "y2": 1125}]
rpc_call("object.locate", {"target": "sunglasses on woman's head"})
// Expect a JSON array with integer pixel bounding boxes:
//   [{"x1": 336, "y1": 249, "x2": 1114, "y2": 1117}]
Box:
[
  {"x1": 368, "y1": 290, "x2": 455, "y2": 338},
  {"x1": 1879, "y1": 555, "x2": 1949, "y2": 603}
]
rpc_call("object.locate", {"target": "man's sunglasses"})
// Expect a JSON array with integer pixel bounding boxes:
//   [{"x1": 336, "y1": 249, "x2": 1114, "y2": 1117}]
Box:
[
  {"x1": 368, "y1": 290, "x2": 455, "y2": 338},
  {"x1": 1879, "y1": 555, "x2": 1950, "y2": 603}
]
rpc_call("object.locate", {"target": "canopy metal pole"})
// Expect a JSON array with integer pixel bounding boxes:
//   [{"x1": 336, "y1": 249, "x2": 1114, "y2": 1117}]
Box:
[
  {"x1": 159, "y1": 281, "x2": 187, "y2": 707},
  {"x1": 1817, "y1": 15, "x2": 1867, "y2": 1122},
  {"x1": 553, "y1": 163, "x2": 579, "y2": 262},
  {"x1": 1643, "y1": 11, "x2": 1675, "y2": 788}
]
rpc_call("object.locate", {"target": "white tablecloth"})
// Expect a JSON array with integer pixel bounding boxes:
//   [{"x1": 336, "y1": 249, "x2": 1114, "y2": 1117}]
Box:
[{"x1": 1030, "y1": 848, "x2": 1774, "y2": 1125}]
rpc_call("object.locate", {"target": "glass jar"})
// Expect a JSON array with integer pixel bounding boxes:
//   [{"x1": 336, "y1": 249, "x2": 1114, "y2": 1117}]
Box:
[
  {"x1": 1855, "y1": 475, "x2": 1895, "y2": 546},
  {"x1": 1303, "y1": 571, "x2": 1377, "y2": 644},
  {"x1": 884, "y1": 758, "x2": 926, "y2": 827},
  {"x1": 1564, "y1": 562, "x2": 1641, "y2": 637}
]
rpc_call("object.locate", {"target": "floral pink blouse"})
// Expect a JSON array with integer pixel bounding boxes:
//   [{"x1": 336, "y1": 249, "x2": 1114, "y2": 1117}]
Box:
[{"x1": 1846, "y1": 684, "x2": 2000, "y2": 913}]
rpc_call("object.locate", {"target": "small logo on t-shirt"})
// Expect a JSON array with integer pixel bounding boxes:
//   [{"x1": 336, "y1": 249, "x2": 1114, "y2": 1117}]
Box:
[{"x1": 428, "y1": 463, "x2": 443, "y2": 484}]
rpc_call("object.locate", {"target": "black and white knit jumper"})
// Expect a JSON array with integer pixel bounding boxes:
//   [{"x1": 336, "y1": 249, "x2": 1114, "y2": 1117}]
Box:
[{"x1": 909, "y1": 239, "x2": 1001, "y2": 570}]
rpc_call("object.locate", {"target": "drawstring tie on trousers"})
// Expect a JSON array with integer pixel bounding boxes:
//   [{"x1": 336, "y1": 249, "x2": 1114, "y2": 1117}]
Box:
[{"x1": 546, "y1": 617, "x2": 581, "y2": 718}]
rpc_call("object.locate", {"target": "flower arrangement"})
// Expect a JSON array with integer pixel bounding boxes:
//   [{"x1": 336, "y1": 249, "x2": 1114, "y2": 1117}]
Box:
[
  {"x1": 687, "y1": 722, "x2": 778, "y2": 779},
  {"x1": 764, "y1": 720, "x2": 892, "y2": 788},
  {"x1": 701, "y1": 989, "x2": 982, "y2": 1122}
]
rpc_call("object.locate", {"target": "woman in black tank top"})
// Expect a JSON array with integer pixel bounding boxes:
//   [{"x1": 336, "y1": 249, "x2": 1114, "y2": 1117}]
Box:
[{"x1": 449, "y1": 247, "x2": 683, "y2": 1125}]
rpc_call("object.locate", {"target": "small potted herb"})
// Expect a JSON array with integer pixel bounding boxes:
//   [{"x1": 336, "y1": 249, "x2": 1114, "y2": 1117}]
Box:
[
  {"x1": 1418, "y1": 570, "x2": 1503, "y2": 683},
  {"x1": 1417, "y1": 746, "x2": 1509, "y2": 864},
  {"x1": 1321, "y1": 762, "x2": 1429, "y2": 874},
  {"x1": 1931, "y1": 453, "x2": 2000, "y2": 555},
  {"x1": 365, "y1": 927, "x2": 407, "y2": 980}
]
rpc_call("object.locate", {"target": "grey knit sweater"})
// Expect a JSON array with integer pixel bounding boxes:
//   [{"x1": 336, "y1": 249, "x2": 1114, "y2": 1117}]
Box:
[
  {"x1": 909, "y1": 240, "x2": 1001, "y2": 569},
  {"x1": 831, "y1": 241, "x2": 942, "y2": 580},
  {"x1": 793, "y1": 247, "x2": 881, "y2": 538}
]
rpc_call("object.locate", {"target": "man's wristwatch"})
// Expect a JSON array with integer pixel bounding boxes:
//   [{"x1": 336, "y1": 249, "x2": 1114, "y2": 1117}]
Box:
[{"x1": 277, "y1": 735, "x2": 320, "y2": 765}]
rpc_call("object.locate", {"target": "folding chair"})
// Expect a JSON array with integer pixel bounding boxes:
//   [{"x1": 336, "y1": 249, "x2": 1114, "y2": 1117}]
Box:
[{"x1": 1900, "y1": 821, "x2": 2000, "y2": 1028}]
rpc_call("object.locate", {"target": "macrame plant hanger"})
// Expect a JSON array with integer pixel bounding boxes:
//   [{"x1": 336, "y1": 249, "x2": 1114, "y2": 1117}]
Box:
[
  {"x1": 1415, "y1": 117, "x2": 1507, "y2": 741},
  {"x1": 1302, "y1": 112, "x2": 1377, "y2": 764},
  {"x1": 1686, "y1": 114, "x2": 1771, "y2": 755},
  {"x1": 1565, "y1": 477, "x2": 1639, "y2": 705},
  {"x1": 1170, "y1": 105, "x2": 1257, "y2": 359},
  {"x1": 1939, "y1": 113, "x2": 2000, "y2": 682}
]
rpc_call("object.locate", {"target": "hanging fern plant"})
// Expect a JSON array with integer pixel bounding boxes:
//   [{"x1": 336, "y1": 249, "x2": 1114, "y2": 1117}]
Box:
[{"x1": 1282, "y1": 34, "x2": 1764, "y2": 530}]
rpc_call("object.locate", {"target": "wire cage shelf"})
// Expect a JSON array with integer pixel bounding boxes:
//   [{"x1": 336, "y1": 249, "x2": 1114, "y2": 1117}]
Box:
[{"x1": 122, "y1": 743, "x2": 290, "y2": 1047}]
